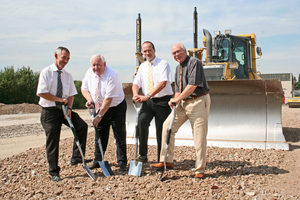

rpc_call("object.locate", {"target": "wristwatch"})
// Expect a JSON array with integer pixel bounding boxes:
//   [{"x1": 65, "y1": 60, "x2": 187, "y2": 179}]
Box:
[
  {"x1": 146, "y1": 94, "x2": 151, "y2": 99},
  {"x1": 97, "y1": 113, "x2": 102, "y2": 118}
]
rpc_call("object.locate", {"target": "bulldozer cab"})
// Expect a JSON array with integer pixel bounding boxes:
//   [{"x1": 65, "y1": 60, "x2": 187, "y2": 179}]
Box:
[{"x1": 212, "y1": 34, "x2": 251, "y2": 79}]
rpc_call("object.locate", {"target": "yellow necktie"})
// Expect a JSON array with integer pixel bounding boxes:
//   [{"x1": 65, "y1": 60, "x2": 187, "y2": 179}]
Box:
[{"x1": 147, "y1": 62, "x2": 153, "y2": 93}]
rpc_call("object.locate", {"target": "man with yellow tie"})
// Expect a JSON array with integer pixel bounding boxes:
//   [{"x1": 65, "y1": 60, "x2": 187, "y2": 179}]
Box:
[{"x1": 132, "y1": 41, "x2": 173, "y2": 163}]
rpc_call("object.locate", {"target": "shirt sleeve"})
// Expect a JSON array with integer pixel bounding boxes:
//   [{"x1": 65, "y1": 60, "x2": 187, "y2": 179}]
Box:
[
  {"x1": 36, "y1": 69, "x2": 49, "y2": 95},
  {"x1": 133, "y1": 65, "x2": 142, "y2": 88},
  {"x1": 81, "y1": 70, "x2": 89, "y2": 91},
  {"x1": 68, "y1": 75, "x2": 78, "y2": 96}
]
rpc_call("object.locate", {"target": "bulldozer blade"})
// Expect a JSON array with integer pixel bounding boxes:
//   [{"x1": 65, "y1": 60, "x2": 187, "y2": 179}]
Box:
[
  {"x1": 123, "y1": 79, "x2": 289, "y2": 150},
  {"x1": 128, "y1": 160, "x2": 143, "y2": 176},
  {"x1": 98, "y1": 161, "x2": 114, "y2": 177}
]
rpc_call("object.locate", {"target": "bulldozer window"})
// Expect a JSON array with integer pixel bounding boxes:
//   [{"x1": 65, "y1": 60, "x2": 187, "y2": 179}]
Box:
[
  {"x1": 216, "y1": 40, "x2": 229, "y2": 62},
  {"x1": 233, "y1": 42, "x2": 248, "y2": 79}
]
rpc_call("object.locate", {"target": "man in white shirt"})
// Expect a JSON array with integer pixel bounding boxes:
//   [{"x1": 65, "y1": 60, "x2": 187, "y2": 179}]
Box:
[
  {"x1": 132, "y1": 41, "x2": 173, "y2": 163},
  {"x1": 37, "y1": 47, "x2": 89, "y2": 182},
  {"x1": 81, "y1": 54, "x2": 127, "y2": 172}
]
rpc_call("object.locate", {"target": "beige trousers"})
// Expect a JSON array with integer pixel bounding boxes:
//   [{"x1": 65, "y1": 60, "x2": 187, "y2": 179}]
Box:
[{"x1": 159, "y1": 94, "x2": 211, "y2": 174}]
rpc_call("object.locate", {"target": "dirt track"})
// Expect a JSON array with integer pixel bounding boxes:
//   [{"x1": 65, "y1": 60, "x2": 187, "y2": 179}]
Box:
[{"x1": 0, "y1": 103, "x2": 299, "y2": 199}]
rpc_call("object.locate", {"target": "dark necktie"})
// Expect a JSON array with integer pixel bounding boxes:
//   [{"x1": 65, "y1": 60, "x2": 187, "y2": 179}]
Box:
[{"x1": 56, "y1": 70, "x2": 63, "y2": 109}]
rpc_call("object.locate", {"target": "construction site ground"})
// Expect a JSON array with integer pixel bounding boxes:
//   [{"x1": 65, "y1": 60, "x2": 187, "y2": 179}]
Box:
[{"x1": 0, "y1": 103, "x2": 299, "y2": 199}]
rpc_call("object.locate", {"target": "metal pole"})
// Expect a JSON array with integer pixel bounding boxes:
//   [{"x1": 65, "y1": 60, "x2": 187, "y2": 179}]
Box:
[{"x1": 193, "y1": 7, "x2": 198, "y2": 58}]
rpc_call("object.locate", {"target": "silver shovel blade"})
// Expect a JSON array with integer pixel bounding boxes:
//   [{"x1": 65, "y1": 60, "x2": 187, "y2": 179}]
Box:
[
  {"x1": 82, "y1": 164, "x2": 97, "y2": 181},
  {"x1": 128, "y1": 160, "x2": 143, "y2": 176},
  {"x1": 98, "y1": 161, "x2": 114, "y2": 177}
]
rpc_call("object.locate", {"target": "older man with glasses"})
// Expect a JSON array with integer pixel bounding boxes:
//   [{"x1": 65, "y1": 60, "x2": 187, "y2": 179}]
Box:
[{"x1": 151, "y1": 43, "x2": 211, "y2": 179}]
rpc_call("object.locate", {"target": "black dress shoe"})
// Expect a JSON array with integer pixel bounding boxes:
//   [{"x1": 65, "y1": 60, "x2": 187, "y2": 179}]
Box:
[
  {"x1": 88, "y1": 162, "x2": 100, "y2": 169},
  {"x1": 52, "y1": 175, "x2": 62, "y2": 182},
  {"x1": 119, "y1": 164, "x2": 127, "y2": 172},
  {"x1": 135, "y1": 155, "x2": 147, "y2": 163},
  {"x1": 71, "y1": 157, "x2": 93, "y2": 166}
]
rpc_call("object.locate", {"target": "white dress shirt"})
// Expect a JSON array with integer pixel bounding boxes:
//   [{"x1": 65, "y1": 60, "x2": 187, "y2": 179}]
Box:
[
  {"x1": 81, "y1": 66, "x2": 124, "y2": 107},
  {"x1": 37, "y1": 63, "x2": 77, "y2": 107},
  {"x1": 133, "y1": 57, "x2": 173, "y2": 97}
]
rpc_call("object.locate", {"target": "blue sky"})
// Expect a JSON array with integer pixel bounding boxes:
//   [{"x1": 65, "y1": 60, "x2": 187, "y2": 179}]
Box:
[{"x1": 0, "y1": 0, "x2": 299, "y2": 83}]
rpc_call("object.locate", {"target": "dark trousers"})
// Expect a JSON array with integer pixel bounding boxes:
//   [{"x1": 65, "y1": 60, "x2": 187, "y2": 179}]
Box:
[
  {"x1": 41, "y1": 107, "x2": 88, "y2": 176},
  {"x1": 138, "y1": 95, "x2": 172, "y2": 162},
  {"x1": 94, "y1": 99, "x2": 127, "y2": 166}
]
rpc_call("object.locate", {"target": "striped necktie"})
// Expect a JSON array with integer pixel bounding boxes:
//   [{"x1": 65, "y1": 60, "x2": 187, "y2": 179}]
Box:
[
  {"x1": 147, "y1": 62, "x2": 153, "y2": 93},
  {"x1": 179, "y1": 65, "x2": 183, "y2": 92},
  {"x1": 56, "y1": 70, "x2": 63, "y2": 109}
]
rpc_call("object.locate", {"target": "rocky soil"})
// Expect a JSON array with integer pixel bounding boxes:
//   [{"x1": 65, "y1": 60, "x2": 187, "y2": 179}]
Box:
[{"x1": 0, "y1": 103, "x2": 299, "y2": 199}]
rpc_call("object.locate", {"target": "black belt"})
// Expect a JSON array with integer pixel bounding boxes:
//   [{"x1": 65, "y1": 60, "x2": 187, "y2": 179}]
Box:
[
  {"x1": 151, "y1": 95, "x2": 172, "y2": 100},
  {"x1": 42, "y1": 106, "x2": 60, "y2": 110},
  {"x1": 184, "y1": 92, "x2": 208, "y2": 100}
]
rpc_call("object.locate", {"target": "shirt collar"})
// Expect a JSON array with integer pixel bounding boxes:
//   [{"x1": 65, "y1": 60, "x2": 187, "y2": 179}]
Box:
[
  {"x1": 51, "y1": 63, "x2": 64, "y2": 73},
  {"x1": 181, "y1": 56, "x2": 190, "y2": 66},
  {"x1": 147, "y1": 56, "x2": 157, "y2": 66},
  {"x1": 93, "y1": 66, "x2": 107, "y2": 79}
]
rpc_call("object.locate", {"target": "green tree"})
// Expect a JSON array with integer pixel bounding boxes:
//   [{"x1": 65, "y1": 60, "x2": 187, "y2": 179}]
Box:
[
  {"x1": 72, "y1": 80, "x2": 86, "y2": 109},
  {"x1": 0, "y1": 66, "x2": 39, "y2": 104},
  {"x1": 294, "y1": 74, "x2": 300, "y2": 90}
]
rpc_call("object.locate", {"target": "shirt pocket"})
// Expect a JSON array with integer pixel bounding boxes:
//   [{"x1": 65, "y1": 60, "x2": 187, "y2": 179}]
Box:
[{"x1": 63, "y1": 83, "x2": 70, "y2": 98}]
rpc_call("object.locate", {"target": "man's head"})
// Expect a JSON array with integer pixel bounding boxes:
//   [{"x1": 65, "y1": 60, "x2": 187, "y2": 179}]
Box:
[
  {"x1": 142, "y1": 41, "x2": 156, "y2": 62},
  {"x1": 55, "y1": 47, "x2": 70, "y2": 70},
  {"x1": 91, "y1": 54, "x2": 106, "y2": 76},
  {"x1": 171, "y1": 43, "x2": 187, "y2": 64}
]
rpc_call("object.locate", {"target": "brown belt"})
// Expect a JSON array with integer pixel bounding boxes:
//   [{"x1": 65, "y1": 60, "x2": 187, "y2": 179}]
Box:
[{"x1": 184, "y1": 92, "x2": 208, "y2": 100}]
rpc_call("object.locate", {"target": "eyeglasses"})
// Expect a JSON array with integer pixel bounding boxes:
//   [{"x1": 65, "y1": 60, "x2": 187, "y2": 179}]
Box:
[{"x1": 172, "y1": 49, "x2": 182, "y2": 56}]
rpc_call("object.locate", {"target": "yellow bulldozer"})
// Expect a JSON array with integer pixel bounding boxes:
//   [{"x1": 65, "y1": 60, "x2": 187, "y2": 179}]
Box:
[
  {"x1": 124, "y1": 9, "x2": 288, "y2": 150},
  {"x1": 288, "y1": 90, "x2": 300, "y2": 108}
]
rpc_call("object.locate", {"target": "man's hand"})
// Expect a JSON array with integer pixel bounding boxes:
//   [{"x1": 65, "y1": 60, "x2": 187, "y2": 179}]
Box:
[
  {"x1": 169, "y1": 98, "x2": 180, "y2": 109},
  {"x1": 133, "y1": 95, "x2": 149, "y2": 103},
  {"x1": 92, "y1": 115, "x2": 102, "y2": 127},
  {"x1": 67, "y1": 108, "x2": 72, "y2": 119},
  {"x1": 61, "y1": 98, "x2": 68, "y2": 105},
  {"x1": 85, "y1": 100, "x2": 94, "y2": 108}
]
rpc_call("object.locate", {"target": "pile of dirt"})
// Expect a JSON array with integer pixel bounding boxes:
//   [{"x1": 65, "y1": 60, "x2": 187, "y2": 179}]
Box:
[
  {"x1": 0, "y1": 103, "x2": 41, "y2": 115},
  {"x1": 0, "y1": 105, "x2": 299, "y2": 199}
]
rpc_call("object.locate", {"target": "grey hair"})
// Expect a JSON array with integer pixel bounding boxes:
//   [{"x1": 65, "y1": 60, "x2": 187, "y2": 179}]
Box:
[
  {"x1": 55, "y1": 46, "x2": 70, "y2": 56},
  {"x1": 177, "y1": 43, "x2": 186, "y2": 51},
  {"x1": 90, "y1": 54, "x2": 106, "y2": 63}
]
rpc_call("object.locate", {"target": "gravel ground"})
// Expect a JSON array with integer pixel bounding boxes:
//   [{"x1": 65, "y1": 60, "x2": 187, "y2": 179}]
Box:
[{"x1": 0, "y1": 103, "x2": 299, "y2": 199}]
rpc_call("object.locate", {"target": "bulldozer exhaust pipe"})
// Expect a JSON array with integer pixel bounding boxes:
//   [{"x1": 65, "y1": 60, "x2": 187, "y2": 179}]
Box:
[
  {"x1": 203, "y1": 29, "x2": 212, "y2": 62},
  {"x1": 136, "y1": 13, "x2": 141, "y2": 67},
  {"x1": 193, "y1": 7, "x2": 198, "y2": 58}
]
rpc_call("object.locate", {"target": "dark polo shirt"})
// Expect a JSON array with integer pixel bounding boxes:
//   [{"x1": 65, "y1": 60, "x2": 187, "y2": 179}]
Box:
[{"x1": 174, "y1": 56, "x2": 210, "y2": 99}]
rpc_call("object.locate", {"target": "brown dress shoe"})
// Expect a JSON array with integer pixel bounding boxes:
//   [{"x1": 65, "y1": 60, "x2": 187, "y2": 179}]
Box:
[
  {"x1": 195, "y1": 173, "x2": 204, "y2": 179},
  {"x1": 150, "y1": 162, "x2": 174, "y2": 169}
]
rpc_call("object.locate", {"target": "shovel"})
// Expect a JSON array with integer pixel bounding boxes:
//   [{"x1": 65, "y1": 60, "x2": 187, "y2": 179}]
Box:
[
  {"x1": 160, "y1": 103, "x2": 176, "y2": 181},
  {"x1": 128, "y1": 102, "x2": 143, "y2": 176},
  {"x1": 88, "y1": 106, "x2": 114, "y2": 177},
  {"x1": 62, "y1": 105, "x2": 97, "y2": 181}
]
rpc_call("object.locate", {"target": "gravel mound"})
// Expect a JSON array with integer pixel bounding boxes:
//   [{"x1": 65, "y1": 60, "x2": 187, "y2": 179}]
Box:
[{"x1": 0, "y1": 104, "x2": 299, "y2": 199}]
